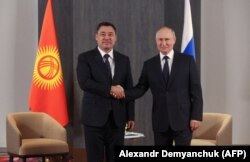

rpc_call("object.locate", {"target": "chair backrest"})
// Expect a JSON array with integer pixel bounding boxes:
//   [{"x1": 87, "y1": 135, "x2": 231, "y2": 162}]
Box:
[
  {"x1": 192, "y1": 112, "x2": 232, "y2": 140},
  {"x1": 7, "y1": 112, "x2": 64, "y2": 139},
  {"x1": 7, "y1": 112, "x2": 46, "y2": 138}
]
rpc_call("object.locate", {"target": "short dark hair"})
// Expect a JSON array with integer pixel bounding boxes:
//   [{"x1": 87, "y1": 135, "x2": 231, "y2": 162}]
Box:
[{"x1": 96, "y1": 22, "x2": 117, "y2": 34}]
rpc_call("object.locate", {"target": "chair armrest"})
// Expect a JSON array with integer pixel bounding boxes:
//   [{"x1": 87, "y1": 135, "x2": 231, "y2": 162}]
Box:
[
  {"x1": 216, "y1": 116, "x2": 232, "y2": 145},
  {"x1": 42, "y1": 115, "x2": 67, "y2": 141},
  {"x1": 6, "y1": 115, "x2": 21, "y2": 154}
]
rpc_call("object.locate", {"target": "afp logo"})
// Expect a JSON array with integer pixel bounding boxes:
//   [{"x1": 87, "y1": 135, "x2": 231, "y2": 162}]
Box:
[{"x1": 222, "y1": 150, "x2": 246, "y2": 159}]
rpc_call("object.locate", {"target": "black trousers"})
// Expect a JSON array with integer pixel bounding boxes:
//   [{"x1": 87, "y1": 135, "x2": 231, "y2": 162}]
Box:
[
  {"x1": 154, "y1": 127, "x2": 192, "y2": 146},
  {"x1": 84, "y1": 112, "x2": 124, "y2": 162}
]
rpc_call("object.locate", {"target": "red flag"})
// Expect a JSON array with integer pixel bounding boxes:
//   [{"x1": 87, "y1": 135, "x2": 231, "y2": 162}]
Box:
[{"x1": 29, "y1": 0, "x2": 68, "y2": 126}]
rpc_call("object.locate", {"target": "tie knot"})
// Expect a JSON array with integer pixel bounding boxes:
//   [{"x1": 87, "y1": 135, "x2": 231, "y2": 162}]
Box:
[
  {"x1": 163, "y1": 56, "x2": 169, "y2": 60},
  {"x1": 104, "y1": 54, "x2": 110, "y2": 59}
]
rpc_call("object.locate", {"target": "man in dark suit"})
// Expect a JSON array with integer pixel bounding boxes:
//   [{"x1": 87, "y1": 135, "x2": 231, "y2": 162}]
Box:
[
  {"x1": 112, "y1": 26, "x2": 203, "y2": 146},
  {"x1": 76, "y1": 22, "x2": 134, "y2": 162}
]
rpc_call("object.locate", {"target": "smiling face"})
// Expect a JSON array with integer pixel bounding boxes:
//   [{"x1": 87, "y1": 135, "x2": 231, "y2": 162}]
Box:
[
  {"x1": 96, "y1": 26, "x2": 117, "y2": 53},
  {"x1": 155, "y1": 27, "x2": 176, "y2": 55}
]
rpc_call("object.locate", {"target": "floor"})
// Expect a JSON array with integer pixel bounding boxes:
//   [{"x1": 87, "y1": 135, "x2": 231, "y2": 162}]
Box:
[
  {"x1": 0, "y1": 156, "x2": 48, "y2": 162},
  {"x1": 0, "y1": 156, "x2": 41, "y2": 162},
  {"x1": 0, "y1": 147, "x2": 84, "y2": 162}
]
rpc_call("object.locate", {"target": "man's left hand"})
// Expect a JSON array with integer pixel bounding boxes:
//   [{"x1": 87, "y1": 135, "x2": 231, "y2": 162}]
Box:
[{"x1": 190, "y1": 120, "x2": 201, "y2": 131}]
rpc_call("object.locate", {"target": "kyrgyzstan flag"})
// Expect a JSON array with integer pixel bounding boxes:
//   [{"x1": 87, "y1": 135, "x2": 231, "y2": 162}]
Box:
[{"x1": 29, "y1": 0, "x2": 68, "y2": 126}]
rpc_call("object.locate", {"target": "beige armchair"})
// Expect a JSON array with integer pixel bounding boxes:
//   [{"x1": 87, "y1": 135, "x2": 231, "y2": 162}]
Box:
[
  {"x1": 6, "y1": 112, "x2": 69, "y2": 162},
  {"x1": 191, "y1": 112, "x2": 232, "y2": 146}
]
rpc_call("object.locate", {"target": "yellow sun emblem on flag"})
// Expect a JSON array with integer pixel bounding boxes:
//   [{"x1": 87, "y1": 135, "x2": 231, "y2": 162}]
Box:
[{"x1": 32, "y1": 46, "x2": 63, "y2": 90}]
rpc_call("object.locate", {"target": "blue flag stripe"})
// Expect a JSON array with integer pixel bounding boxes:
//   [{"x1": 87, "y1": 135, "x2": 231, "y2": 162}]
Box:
[{"x1": 183, "y1": 37, "x2": 195, "y2": 58}]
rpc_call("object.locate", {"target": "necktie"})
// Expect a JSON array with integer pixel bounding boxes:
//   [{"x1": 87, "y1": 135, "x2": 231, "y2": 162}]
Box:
[
  {"x1": 162, "y1": 56, "x2": 169, "y2": 84},
  {"x1": 104, "y1": 54, "x2": 112, "y2": 82}
]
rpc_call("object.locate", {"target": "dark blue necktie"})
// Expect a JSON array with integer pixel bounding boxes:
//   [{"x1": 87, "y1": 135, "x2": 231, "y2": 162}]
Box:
[
  {"x1": 104, "y1": 54, "x2": 112, "y2": 82},
  {"x1": 163, "y1": 56, "x2": 169, "y2": 84}
]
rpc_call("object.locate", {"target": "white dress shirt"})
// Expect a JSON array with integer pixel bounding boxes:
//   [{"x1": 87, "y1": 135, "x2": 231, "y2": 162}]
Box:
[
  {"x1": 98, "y1": 47, "x2": 115, "y2": 78},
  {"x1": 160, "y1": 49, "x2": 174, "y2": 74}
]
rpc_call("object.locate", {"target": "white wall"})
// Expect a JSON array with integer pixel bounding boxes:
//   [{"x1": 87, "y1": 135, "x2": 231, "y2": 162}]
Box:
[
  {"x1": 0, "y1": 0, "x2": 37, "y2": 147},
  {"x1": 201, "y1": 0, "x2": 250, "y2": 144}
]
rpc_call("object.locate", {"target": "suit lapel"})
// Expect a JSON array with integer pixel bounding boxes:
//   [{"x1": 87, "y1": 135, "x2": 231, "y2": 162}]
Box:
[
  {"x1": 167, "y1": 52, "x2": 178, "y2": 88},
  {"x1": 93, "y1": 48, "x2": 109, "y2": 80},
  {"x1": 153, "y1": 55, "x2": 167, "y2": 88},
  {"x1": 112, "y1": 52, "x2": 120, "y2": 83}
]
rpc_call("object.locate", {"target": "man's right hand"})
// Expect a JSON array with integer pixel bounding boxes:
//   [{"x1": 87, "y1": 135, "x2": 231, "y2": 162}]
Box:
[{"x1": 110, "y1": 85, "x2": 125, "y2": 99}]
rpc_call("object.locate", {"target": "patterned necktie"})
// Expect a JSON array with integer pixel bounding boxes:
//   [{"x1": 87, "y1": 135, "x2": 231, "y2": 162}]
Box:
[
  {"x1": 162, "y1": 56, "x2": 169, "y2": 84},
  {"x1": 104, "y1": 54, "x2": 112, "y2": 82}
]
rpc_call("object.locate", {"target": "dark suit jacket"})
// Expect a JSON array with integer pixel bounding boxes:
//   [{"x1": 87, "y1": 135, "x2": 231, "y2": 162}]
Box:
[
  {"x1": 126, "y1": 51, "x2": 203, "y2": 132},
  {"x1": 77, "y1": 48, "x2": 134, "y2": 128}
]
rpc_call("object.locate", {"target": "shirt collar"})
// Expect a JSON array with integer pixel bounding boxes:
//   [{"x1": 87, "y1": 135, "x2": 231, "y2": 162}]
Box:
[
  {"x1": 160, "y1": 49, "x2": 174, "y2": 61},
  {"x1": 98, "y1": 46, "x2": 114, "y2": 59}
]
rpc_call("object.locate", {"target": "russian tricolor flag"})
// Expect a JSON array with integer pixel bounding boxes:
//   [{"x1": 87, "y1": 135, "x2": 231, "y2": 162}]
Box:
[{"x1": 181, "y1": 0, "x2": 196, "y2": 60}]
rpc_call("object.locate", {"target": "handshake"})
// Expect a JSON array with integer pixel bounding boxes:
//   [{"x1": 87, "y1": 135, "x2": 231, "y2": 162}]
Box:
[{"x1": 110, "y1": 85, "x2": 125, "y2": 99}]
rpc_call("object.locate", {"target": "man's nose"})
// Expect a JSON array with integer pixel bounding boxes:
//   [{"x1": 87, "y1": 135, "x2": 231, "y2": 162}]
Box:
[{"x1": 104, "y1": 35, "x2": 110, "y2": 39}]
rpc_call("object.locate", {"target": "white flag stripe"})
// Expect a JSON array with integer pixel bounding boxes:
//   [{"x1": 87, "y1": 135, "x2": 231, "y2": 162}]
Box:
[{"x1": 181, "y1": 0, "x2": 196, "y2": 59}]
